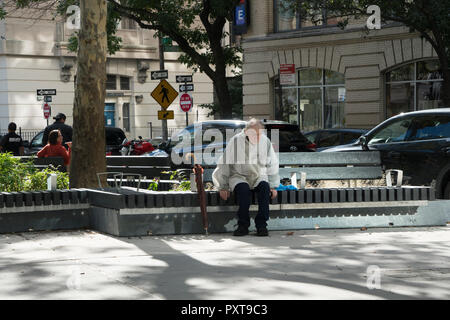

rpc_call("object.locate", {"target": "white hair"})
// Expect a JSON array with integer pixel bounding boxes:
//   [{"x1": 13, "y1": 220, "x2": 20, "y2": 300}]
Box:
[{"x1": 245, "y1": 118, "x2": 264, "y2": 130}]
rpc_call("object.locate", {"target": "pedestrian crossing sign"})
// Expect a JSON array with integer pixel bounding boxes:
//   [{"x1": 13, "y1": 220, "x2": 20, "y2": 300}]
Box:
[
  {"x1": 151, "y1": 79, "x2": 178, "y2": 110},
  {"x1": 158, "y1": 110, "x2": 174, "y2": 120}
]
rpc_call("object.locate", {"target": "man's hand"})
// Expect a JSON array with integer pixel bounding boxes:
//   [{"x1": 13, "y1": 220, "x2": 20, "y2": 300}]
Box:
[
  {"x1": 66, "y1": 142, "x2": 72, "y2": 148},
  {"x1": 270, "y1": 189, "x2": 277, "y2": 200},
  {"x1": 219, "y1": 190, "x2": 230, "y2": 201}
]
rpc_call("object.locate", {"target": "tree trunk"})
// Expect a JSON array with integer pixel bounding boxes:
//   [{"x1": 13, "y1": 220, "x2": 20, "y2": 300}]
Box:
[
  {"x1": 441, "y1": 68, "x2": 450, "y2": 108},
  {"x1": 70, "y1": 0, "x2": 108, "y2": 188},
  {"x1": 214, "y1": 75, "x2": 233, "y2": 119}
]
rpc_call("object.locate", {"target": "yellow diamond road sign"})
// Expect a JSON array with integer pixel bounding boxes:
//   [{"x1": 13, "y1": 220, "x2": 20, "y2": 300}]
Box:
[
  {"x1": 158, "y1": 110, "x2": 174, "y2": 120},
  {"x1": 151, "y1": 79, "x2": 178, "y2": 110}
]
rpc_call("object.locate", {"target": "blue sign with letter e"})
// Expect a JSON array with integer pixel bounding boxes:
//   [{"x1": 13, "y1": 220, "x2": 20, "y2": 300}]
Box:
[{"x1": 235, "y1": 4, "x2": 246, "y2": 26}]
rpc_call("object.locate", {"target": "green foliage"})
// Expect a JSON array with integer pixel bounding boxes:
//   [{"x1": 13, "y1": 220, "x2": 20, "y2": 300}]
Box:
[
  {"x1": 0, "y1": 153, "x2": 35, "y2": 192},
  {"x1": 171, "y1": 180, "x2": 191, "y2": 192},
  {"x1": 109, "y1": 0, "x2": 242, "y2": 73},
  {"x1": 297, "y1": 0, "x2": 450, "y2": 63},
  {"x1": 5, "y1": 0, "x2": 123, "y2": 55},
  {"x1": 200, "y1": 75, "x2": 243, "y2": 119},
  {"x1": 147, "y1": 179, "x2": 159, "y2": 191},
  {"x1": 24, "y1": 167, "x2": 70, "y2": 191},
  {"x1": 0, "y1": 153, "x2": 69, "y2": 192}
]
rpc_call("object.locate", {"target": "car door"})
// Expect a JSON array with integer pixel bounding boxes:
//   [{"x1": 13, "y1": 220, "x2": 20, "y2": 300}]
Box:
[
  {"x1": 399, "y1": 114, "x2": 450, "y2": 185},
  {"x1": 28, "y1": 131, "x2": 44, "y2": 155},
  {"x1": 366, "y1": 116, "x2": 415, "y2": 173}
]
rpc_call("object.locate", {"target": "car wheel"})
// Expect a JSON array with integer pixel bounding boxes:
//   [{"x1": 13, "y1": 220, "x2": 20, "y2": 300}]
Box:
[{"x1": 444, "y1": 181, "x2": 450, "y2": 200}]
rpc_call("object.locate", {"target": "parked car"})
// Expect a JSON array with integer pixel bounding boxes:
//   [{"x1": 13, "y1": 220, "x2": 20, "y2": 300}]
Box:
[
  {"x1": 304, "y1": 128, "x2": 368, "y2": 151},
  {"x1": 323, "y1": 108, "x2": 450, "y2": 199},
  {"x1": 25, "y1": 127, "x2": 127, "y2": 156},
  {"x1": 158, "y1": 120, "x2": 315, "y2": 159}
]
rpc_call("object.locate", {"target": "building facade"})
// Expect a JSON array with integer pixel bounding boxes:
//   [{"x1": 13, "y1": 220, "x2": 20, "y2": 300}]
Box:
[
  {"x1": 0, "y1": 7, "x2": 214, "y2": 139},
  {"x1": 240, "y1": 0, "x2": 444, "y2": 131}
]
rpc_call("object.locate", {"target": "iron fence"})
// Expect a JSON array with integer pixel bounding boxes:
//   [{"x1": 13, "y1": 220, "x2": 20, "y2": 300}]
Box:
[
  {"x1": 147, "y1": 125, "x2": 184, "y2": 140},
  {"x1": 0, "y1": 128, "x2": 41, "y2": 142}
]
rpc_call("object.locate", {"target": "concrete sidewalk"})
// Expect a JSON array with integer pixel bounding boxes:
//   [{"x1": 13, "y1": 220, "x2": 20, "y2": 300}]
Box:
[{"x1": 0, "y1": 225, "x2": 449, "y2": 299}]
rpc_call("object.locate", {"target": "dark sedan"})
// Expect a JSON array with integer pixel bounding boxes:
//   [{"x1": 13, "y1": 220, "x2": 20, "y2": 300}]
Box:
[
  {"x1": 323, "y1": 108, "x2": 450, "y2": 199},
  {"x1": 25, "y1": 127, "x2": 127, "y2": 156},
  {"x1": 304, "y1": 128, "x2": 368, "y2": 151},
  {"x1": 159, "y1": 119, "x2": 315, "y2": 160}
]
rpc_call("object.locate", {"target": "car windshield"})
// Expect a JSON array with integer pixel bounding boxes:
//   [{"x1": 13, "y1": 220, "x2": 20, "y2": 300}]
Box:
[
  {"x1": 369, "y1": 119, "x2": 412, "y2": 144},
  {"x1": 278, "y1": 130, "x2": 308, "y2": 143},
  {"x1": 31, "y1": 131, "x2": 44, "y2": 147},
  {"x1": 267, "y1": 125, "x2": 308, "y2": 143}
]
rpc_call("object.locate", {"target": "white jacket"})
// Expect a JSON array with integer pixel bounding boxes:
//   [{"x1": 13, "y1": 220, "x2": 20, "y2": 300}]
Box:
[{"x1": 212, "y1": 131, "x2": 280, "y2": 191}]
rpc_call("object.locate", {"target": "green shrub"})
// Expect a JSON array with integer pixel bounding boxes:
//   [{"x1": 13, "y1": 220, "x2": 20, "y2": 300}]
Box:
[
  {"x1": 171, "y1": 180, "x2": 191, "y2": 192},
  {"x1": 24, "y1": 166, "x2": 69, "y2": 191},
  {"x1": 147, "y1": 179, "x2": 159, "y2": 191},
  {"x1": 0, "y1": 153, "x2": 69, "y2": 192},
  {"x1": 0, "y1": 153, "x2": 35, "y2": 192}
]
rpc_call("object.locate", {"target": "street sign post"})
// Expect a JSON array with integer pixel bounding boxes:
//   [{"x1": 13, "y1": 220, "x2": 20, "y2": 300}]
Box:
[
  {"x1": 43, "y1": 103, "x2": 51, "y2": 125},
  {"x1": 179, "y1": 83, "x2": 194, "y2": 92},
  {"x1": 180, "y1": 78, "x2": 194, "y2": 126},
  {"x1": 279, "y1": 64, "x2": 296, "y2": 86},
  {"x1": 151, "y1": 79, "x2": 178, "y2": 110},
  {"x1": 158, "y1": 110, "x2": 174, "y2": 120},
  {"x1": 176, "y1": 75, "x2": 193, "y2": 83},
  {"x1": 151, "y1": 70, "x2": 169, "y2": 80},
  {"x1": 44, "y1": 95, "x2": 52, "y2": 102},
  {"x1": 37, "y1": 89, "x2": 57, "y2": 96}
]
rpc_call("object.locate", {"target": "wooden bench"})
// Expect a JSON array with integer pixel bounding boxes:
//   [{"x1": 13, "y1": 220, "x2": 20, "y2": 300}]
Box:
[
  {"x1": 200, "y1": 151, "x2": 403, "y2": 188},
  {"x1": 18, "y1": 156, "x2": 66, "y2": 172},
  {"x1": 104, "y1": 155, "x2": 173, "y2": 181}
]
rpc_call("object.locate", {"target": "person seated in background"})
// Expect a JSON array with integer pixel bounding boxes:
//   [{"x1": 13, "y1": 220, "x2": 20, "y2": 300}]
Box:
[{"x1": 37, "y1": 129, "x2": 72, "y2": 167}]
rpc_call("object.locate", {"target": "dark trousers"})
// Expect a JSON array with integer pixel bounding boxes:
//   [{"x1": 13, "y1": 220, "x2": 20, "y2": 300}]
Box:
[{"x1": 234, "y1": 181, "x2": 270, "y2": 229}]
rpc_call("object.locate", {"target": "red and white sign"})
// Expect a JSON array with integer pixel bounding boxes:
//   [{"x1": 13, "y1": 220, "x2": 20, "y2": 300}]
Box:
[
  {"x1": 43, "y1": 103, "x2": 51, "y2": 119},
  {"x1": 180, "y1": 93, "x2": 193, "y2": 112},
  {"x1": 280, "y1": 64, "x2": 296, "y2": 86}
]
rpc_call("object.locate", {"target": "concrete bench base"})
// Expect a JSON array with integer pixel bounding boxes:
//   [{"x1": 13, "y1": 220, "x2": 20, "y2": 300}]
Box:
[
  {"x1": 1, "y1": 187, "x2": 447, "y2": 237},
  {"x1": 0, "y1": 204, "x2": 90, "y2": 234},
  {"x1": 89, "y1": 200, "x2": 450, "y2": 237}
]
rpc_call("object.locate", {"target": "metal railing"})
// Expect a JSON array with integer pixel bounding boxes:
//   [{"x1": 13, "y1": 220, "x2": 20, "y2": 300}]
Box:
[
  {"x1": 147, "y1": 124, "x2": 184, "y2": 140},
  {"x1": 0, "y1": 128, "x2": 41, "y2": 142}
]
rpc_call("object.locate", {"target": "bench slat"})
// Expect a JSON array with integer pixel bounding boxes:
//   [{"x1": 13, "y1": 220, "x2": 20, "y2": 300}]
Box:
[
  {"x1": 202, "y1": 166, "x2": 383, "y2": 183},
  {"x1": 180, "y1": 151, "x2": 381, "y2": 168},
  {"x1": 278, "y1": 152, "x2": 381, "y2": 166},
  {"x1": 106, "y1": 156, "x2": 170, "y2": 167},
  {"x1": 106, "y1": 166, "x2": 170, "y2": 179},
  {"x1": 279, "y1": 167, "x2": 383, "y2": 180}
]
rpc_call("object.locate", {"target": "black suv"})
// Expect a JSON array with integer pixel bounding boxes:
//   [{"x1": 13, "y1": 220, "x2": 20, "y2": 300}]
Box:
[
  {"x1": 324, "y1": 109, "x2": 450, "y2": 199},
  {"x1": 159, "y1": 120, "x2": 315, "y2": 156},
  {"x1": 25, "y1": 127, "x2": 127, "y2": 156}
]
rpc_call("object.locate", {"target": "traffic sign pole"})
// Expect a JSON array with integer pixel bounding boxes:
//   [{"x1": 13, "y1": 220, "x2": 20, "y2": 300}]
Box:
[
  {"x1": 158, "y1": 36, "x2": 168, "y2": 142},
  {"x1": 184, "y1": 81, "x2": 188, "y2": 127}
]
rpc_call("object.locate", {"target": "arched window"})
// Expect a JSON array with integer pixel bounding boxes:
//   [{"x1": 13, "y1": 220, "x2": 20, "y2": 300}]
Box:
[
  {"x1": 274, "y1": 68, "x2": 345, "y2": 132},
  {"x1": 386, "y1": 60, "x2": 443, "y2": 118}
]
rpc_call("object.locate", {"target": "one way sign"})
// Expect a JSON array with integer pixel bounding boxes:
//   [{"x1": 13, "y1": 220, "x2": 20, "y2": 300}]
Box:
[
  {"x1": 37, "y1": 89, "x2": 57, "y2": 96},
  {"x1": 179, "y1": 84, "x2": 194, "y2": 92},
  {"x1": 151, "y1": 70, "x2": 168, "y2": 80},
  {"x1": 176, "y1": 75, "x2": 193, "y2": 83}
]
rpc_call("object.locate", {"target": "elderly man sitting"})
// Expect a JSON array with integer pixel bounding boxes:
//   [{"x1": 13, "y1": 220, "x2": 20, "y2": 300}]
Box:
[{"x1": 212, "y1": 118, "x2": 279, "y2": 236}]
